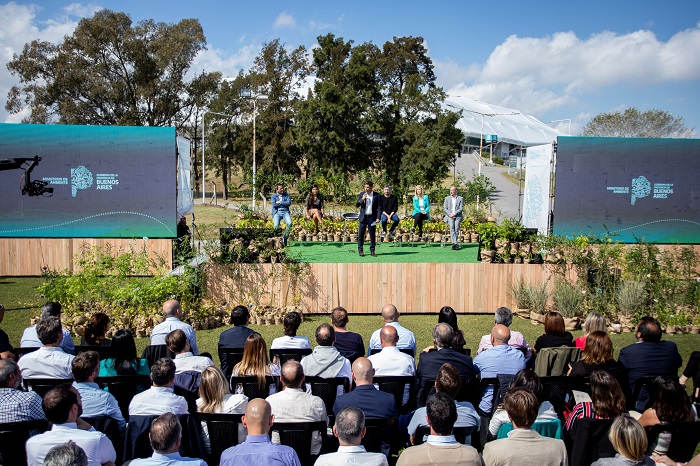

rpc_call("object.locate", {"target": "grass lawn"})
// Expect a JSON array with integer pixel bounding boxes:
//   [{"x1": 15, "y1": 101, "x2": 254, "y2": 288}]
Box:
[{"x1": 286, "y1": 241, "x2": 479, "y2": 263}]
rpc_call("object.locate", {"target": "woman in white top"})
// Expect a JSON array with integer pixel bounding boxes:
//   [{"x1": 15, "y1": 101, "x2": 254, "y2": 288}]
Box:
[
  {"x1": 271, "y1": 311, "x2": 311, "y2": 350},
  {"x1": 196, "y1": 366, "x2": 248, "y2": 452},
  {"x1": 489, "y1": 369, "x2": 559, "y2": 437}
]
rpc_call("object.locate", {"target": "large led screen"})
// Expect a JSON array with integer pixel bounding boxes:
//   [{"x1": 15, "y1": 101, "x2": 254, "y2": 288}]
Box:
[
  {"x1": 0, "y1": 123, "x2": 177, "y2": 238},
  {"x1": 553, "y1": 137, "x2": 700, "y2": 243}
]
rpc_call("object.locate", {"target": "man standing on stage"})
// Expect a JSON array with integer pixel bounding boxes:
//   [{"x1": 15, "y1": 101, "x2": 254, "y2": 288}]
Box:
[
  {"x1": 356, "y1": 180, "x2": 382, "y2": 257},
  {"x1": 443, "y1": 185, "x2": 464, "y2": 250},
  {"x1": 380, "y1": 185, "x2": 400, "y2": 239},
  {"x1": 272, "y1": 184, "x2": 292, "y2": 246}
]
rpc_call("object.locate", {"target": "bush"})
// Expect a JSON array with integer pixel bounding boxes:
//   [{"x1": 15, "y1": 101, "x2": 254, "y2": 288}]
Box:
[
  {"x1": 552, "y1": 280, "x2": 585, "y2": 318},
  {"x1": 507, "y1": 277, "x2": 533, "y2": 309}
]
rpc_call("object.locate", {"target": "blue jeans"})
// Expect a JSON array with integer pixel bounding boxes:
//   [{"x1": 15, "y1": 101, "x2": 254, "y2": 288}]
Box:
[
  {"x1": 273, "y1": 211, "x2": 292, "y2": 240},
  {"x1": 381, "y1": 213, "x2": 400, "y2": 232}
]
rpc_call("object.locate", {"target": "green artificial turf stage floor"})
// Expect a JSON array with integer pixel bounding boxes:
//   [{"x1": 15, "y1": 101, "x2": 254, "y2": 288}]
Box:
[{"x1": 286, "y1": 241, "x2": 479, "y2": 263}]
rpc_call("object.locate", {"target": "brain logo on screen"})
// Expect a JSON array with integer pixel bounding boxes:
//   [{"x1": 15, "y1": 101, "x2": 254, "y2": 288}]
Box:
[
  {"x1": 630, "y1": 175, "x2": 651, "y2": 205},
  {"x1": 71, "y1": 166, "x2": 94, "y2": 197}
]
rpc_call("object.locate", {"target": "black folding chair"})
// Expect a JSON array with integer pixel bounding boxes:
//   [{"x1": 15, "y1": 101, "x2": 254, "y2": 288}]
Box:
[
  {"x1": 565, "y1": 417, "x2": 616, "y2": 466},
  {"x1": 539, "y1": 376, "x2": 576, "y2": 419},
  {"x1": 75, "y1": 345, "x2": 115, "y2": 359},
  {"x1": 373, "y1": 375, "x2": 417, "y2": 415},
  {"x1": 194, "y1": 413, "x2": 244, "y2": 466},
  {"x1": 269, "y1": 348, "x2": 312, "y2": 366},
  {"x1": 124, "y1": 414, "x2": 203, "y2": 462},
  {"x1": 362, "y1": 417, "x2": 391, "y2": 453},
  {"x1": 271, "y1": 420, "x2": 327, "y2": 466},
  {"x1": 646, "y1": 421, "x2": 700, "y2": 463},
  {"x1": 303, "y1": 376, "x2": 350, "y2": 422},
  {"x1": 629, "y1": 376, "x2": 656, "y2": 412},
  {"x1": 14, "y1": 346, "x2": 40, "y2": 360},
  {"x1": 218, "y1": 348, "x2": 245, "y2": 380},
  {"x1": 0, "y1": 419, "x2": 49, "y2": 466},
  {"x1": 95, "y1": 375, "x2": 152, "y2": 421},
  {"x1": 230, "y1": 375, "x2": 280, "y2": 399},
  {"x1": 23, "y1": 378, "x2": 74, "y2": 397},
  {"x1": 141, "y1": 345, "x2": 174, "y2": 368},
  {"x1": 368, "y1": 347, "x2": 414, "y2": 357}
]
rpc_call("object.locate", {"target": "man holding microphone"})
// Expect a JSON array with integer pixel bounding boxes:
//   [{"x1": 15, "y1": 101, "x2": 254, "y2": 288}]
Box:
[{"x1": 356, "y1": 180, "x2": 382, "y2": 257}]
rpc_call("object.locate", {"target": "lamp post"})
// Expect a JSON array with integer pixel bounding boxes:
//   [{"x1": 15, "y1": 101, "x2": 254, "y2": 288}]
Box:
[
  {"x1": 240, "y1": 88, "x2": 269, "y2": 210},
  {"x1": 201, "y1": 110, "x2": 235, "y2": 204},
  {"x1": 548, "y1": 118, "x2": 572, "y2": 136}
]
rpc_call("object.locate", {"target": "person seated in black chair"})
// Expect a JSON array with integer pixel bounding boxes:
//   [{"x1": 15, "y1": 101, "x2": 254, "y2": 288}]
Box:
[
  {"x1": 80, "y1": 313, "x2": 111, "y2": 347},
  {"x1": 218, "y1": 305, "x2": 257, "y2": 378},
  {"x1": 71, "y1": 351, "x2": 125, "y2": 432},
  {"x1": 128, "y1": 413, "x2": 206, "y2": 465},
  {"x1": 331, "y1": 307, "x2": 365, "y2": 363},
  {"x1": 129, "y1": 358, "x2": 189, "y2": 416},
  {"x1": 315, "y1": 407, "x2": 388, "y2": 466},
  {"x1": 166, "y1": 330, "x2": 214, "y2": 375},
  {"x1": 150, "y1": 300, "x2": 199, "y2": 356},
  {"x1": 0, "y1": 359, "x2": 45, "y2": 423},
  {"x1": 18, "y1": 317, "x2": 75, "y2": 380},
  {"x1": 44, "y1": 441, "x2": 88, "y2": 466}
]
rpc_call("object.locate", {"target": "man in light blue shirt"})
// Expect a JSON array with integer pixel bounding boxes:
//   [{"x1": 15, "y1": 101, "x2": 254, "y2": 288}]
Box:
[
  {"x1": 20, "y1": 302, "x2": 75, "y2": 354},
  {"x1": 72, "y1": 351, "x2": 125, "y2": 431},
  {"x1": 150, "y1": 300, "x2": 199, "y2": 355},
  {"x1": 129, "y1": 413, "x2": 206, "y2": 465},
  {"x1": 18, "y1": 317, "x2": 75, "y2": 380},
  {"x1": 220, "y1": 398, "x2": 301, "y2": 466},
  {"x1": 271, "y1": 184, "x2": 292, "y2": 246},
  {"x1": 473, "y1": 324, "x2": 526, "y2": 414},
  {"x1": 368, "y1": 304, "x2": 416, "y2": 356}
]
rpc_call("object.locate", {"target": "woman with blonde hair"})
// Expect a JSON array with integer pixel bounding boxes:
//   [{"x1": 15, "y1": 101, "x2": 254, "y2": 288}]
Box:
[
  {"x1": 196, "y1": 366, "x2": 248, "y2": 452},
  {"x1": 411, "y1": 185, "x2": 430, "y2": 238},
  {"x1": 575, "y1": 312, "x2": 607, "y2": 349},
  {"x1": 591, "y1": 415, "x2": 654, "y2": 465},
  {"x1": 231, "y1": 333, "x2": 280, "y2": 391},
  {"x1": 568, "y1": 331, "x2": 625, "y2": 383}
]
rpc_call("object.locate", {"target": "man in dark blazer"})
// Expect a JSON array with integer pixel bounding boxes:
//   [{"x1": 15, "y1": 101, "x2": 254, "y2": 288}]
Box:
[
  {"x1": 355, "y1": 180, "x2": 382, "y2": 257},
  {"x1": 333, "y1": 357, "x2": 397, "y2": 419},
  {"x1": 619, "y1": 315, "x2": 682, "y2": 411},
  {"x1": 415, "y1": 323, "x2": 477, "y2": 406},
  {"x1": 217, "y1": 305, "x2": 257, "y2": 377}
]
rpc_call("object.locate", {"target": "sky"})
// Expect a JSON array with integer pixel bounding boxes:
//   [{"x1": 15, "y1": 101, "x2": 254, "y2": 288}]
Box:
[{"x1": 1, "y1": 0, "x2": 699, "y2": 136}]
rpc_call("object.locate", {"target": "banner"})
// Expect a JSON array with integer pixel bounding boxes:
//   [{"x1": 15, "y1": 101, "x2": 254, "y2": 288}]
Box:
[
  {"x1": 176, "y1": 136, "x2": 194, "y2": 218},
  {"x1": 522, "y1": 143, "x2": 553, "y2": 233}
]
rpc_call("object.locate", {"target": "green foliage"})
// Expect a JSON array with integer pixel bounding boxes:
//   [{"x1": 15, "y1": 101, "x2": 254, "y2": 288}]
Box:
[
  {"x1": 475, "y1": 222, "x2": 499, "y2": 250},
  {"x1": 615, "y1": 280, "x2": 647, "y2": 317},
  {"x1": 507, "y1": 277, "x2": 533, "y2": 309},
  {"x1": 529, "y1": 281, "x2": 551, "y2": 314},
  {"x1": 581, "y1": 107, "x2": 694, "y2": 138},
  {"x1": 498, "y1": 218, "x2": 525, "y2": 241},
  {"x1": 463, "y1": 171, "x2": 496, "y2": 204},
  {"x1": 552, "y1": 280, "x2": 585, "y2": 318}
]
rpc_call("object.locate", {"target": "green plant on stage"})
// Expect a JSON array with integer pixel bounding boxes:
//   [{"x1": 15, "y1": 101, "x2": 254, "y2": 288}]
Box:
[
  {"x1": 552, "y1": 280, "x2": 585, "y2": 318},
  {"x1": 475, "y1": 222, "x2": 499, "y2": 250},
  {"x1": 497, "y1": 218, "x2": 524, "y2": 242}
]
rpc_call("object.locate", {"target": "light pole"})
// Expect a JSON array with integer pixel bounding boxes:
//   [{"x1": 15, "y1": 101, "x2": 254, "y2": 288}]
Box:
[
  {"x1": 240, "y1": 89, "x2": 269, "y2": 210},
  {"x1": 201, "y1": 110, "x2": 235, "y2": 204},
  {"x1": 548, "y1": 118, "x2": 572, "y2": 136}
]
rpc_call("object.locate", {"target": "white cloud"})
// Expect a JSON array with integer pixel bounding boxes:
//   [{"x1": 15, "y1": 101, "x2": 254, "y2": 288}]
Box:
[
  {"x1": 191, "y1": 42, "x2": 258, "y2": 79},
  {"x1": 274, "y1": 12, "x2": 296, "y2": 29}
]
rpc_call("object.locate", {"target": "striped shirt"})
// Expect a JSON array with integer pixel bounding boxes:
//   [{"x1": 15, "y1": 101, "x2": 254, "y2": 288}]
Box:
[{"x1": 565, "y1": 401, "x2": 606, "y2": 431}]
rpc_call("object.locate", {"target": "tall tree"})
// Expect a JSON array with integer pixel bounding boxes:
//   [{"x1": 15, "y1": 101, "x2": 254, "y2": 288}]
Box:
[
  {"x1": 581, "y1": 107, "x2": 694, "y2": 138},
  {"x1": 6, "y1": 10, "x2": 220, "y2": 126}
]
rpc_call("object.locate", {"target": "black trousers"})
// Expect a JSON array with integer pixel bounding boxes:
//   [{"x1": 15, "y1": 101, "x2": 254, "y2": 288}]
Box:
[{"x1": 358, "y1": 221, "x2": 376, "y2": 252}]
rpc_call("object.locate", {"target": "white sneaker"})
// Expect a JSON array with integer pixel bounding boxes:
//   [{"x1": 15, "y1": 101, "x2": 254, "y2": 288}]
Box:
[{"x1": 381, "y1": 231, "x2": 387, "y2": 238}]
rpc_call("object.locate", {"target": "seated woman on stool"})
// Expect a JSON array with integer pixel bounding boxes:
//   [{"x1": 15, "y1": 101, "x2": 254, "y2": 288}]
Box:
[
  {"x1": 411, "y1": 185, "x2": 430, "y2": 238},
  {"x1": 305, "y1": 185, "x2": 325, "y2": 235}
]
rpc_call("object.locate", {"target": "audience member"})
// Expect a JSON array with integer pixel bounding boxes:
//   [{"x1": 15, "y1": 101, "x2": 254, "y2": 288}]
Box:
[
  {"x1": 196, "y1": 366, "x2": 248, "y2": 452},
  {"x1": 71, "y1": 351, "x2": 125, "y2": 431},
  {"x1": 680, "y1": 351, "x2": 700, "y2": 402},
  {"x1": 20, "y1": 302, "x2": 75, "y2": 354},
  {"x1": 0, "y1": 359, "x2": 45, "y2": 423},
  {"x1": 477, "y1": 307, "x2": 532, "y2": 359},
  {"x1": 81, "y1": 313, "x2": 111, "y2": 347},
  {"x1": 129, "y1": 358, "x2": 189, "y2": 416},
  {"x1": 166, "y1": 329, "x2": 214, "y2": 374},
  {"x1": 271, "y1": 311, "x2": 310, "y2": 349},
  {"x1": 590, "y1": 415, "x2": 655, "y2": 466},
  {"x1": 653, "y1": 454, "x2": 700, "y2": 466},
  {"x1": 219, "y1": 398, "x2": 301, "y2": 466},
  {"x1": 231, "y1": 333, "x2": 280, "y2": 393},
  {"x1": 568, "y1": 331, "x2": 625, "y2": 385},
  {"x1": 150, "y1": 300, "x2": 199, "y2": 355},
  {"x1": 367, "y1": 325, "x2": 416, "y2": 406},
  {"x1": 315, "y1": 406, "x2": 388, "y2": 466},
  {"x1": 331, "y1": 307, "x2": 365, "y2": 362},
  {"x1": 565, "y1": 370, "x2": 626, "y2": 431},
  {"x1": 44, "y1": 441, "x2": 88, "y2": 466},
  {"x1": 333, "y1": 357, "x2": 397, "y2": 419},
  {"x1": 575, "y1": 312, "x2": 607, "y2": 350},
  {"x1": 0, "y1": 303, "x2": 15, "y2": 359},
  {"x1": 533, "y1": 311, "x2": 574, "y2": 353},
  {"x1": 473, "y1": 324, "x2": 525, "y2": 415},
  {"x1": 397, "y1": 393, "x2": 482, "y2": 466},
  {"x1": 19, "y1": 316, "x2": 75, "y2": 379},
  {"x1": 128, "y1": 413, "x2": 207, "y2": 465},
  {"x1": 368, "y1": 304, "x2": 417, "y2": 356},
  {"x1": 431, "y1": 306, "x2": 466, "y2": 351},
  {"x1": 99, "y1": 329, "x2": 149, "y2": 376},
  {"x1": 618, "y1": 316, "x2": 682, "y2": 411},
  {"x1": 26, "y1": 383, "x2": 117, "y2": 466},
  {"x1": 416, "y1": 323, "x2": 476, "y2": 405},
  {"x1": 489, "y1": 369, "x2": 558, "y2": 437},
  {"x1": 483, "y1": 388, "x2": 567, "y2": 466},
  {"x1": 408, "y1": 363, "x2": 480, "y2": 445},
  {"x1": 218, "y1": 305, "x2": 257, "y2": 377},
  {"x1": 266, "y1": 361, "x2": 328, "y2": 456},
  {"x1": 301, "y1": 324, "x2": 352, "y2": 389}
]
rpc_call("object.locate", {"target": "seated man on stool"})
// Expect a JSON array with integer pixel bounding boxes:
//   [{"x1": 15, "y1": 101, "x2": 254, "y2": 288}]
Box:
[{"x1": 380, "y1": 185, "x2": 400, "y2": 239}]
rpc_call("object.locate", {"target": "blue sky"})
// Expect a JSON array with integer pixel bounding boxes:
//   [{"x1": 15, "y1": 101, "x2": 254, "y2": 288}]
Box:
[{"x1": 1, "y1": 0, "x2": 699, "y2": 135}]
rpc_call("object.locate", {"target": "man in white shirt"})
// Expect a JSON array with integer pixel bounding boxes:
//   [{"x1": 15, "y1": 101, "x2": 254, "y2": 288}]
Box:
[
  {"x1": 128, "y1": 413, "x2": 207, "y2": 465},
  {"x1": 266, "y1": 361, "x2": 328, "y2": 456},
  {"x1": 71, "y1": 351, "x2": 126, "y2": 431},
  {"x1": 26, "y1": 383, "x2": 117, "y2": 466},
  {"x1": 367, "y1": 325, "x2": 416, "y2": 405},
  {"x1": 315, "y1": 407, "x2": 388, "y2": 466},
  {"x1": 20, "y1": 302, "x2": 75, "y2": 354},
  {"x1": 150, "y1": 300, "x2": 199, "y2": 355},
  {"x1": 166, "y1": 329, "x2": 214, "y2": 374},
  {"x1": 19, "y1": 317, "x2": 75, "y2": 380},
  {"x1": 368, "y1": 304, "x2": 417, "y2": 356},
  {"x1": 129, "y1": 358, "x2": 189, "y2": 416}
]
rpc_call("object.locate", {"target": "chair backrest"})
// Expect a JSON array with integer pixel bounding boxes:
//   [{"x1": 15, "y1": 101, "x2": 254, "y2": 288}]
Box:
[
  {"x1": 194, "y1": 412, "x2": 244, "y2": 466},
  {"x1": 0, "y1": 419, "x2": 49, "y2": 466},
  {"x1": 373, "y1": 375, "x2": 417, "y2": 414},
  {"x1": 646, "y1": 421, "x2": 700, "y2": 463},
  {"x1": 303, "y1": 376, "x2": 350, "y2": 419},
  {"x1": 174, "y1": 371, "x2": 202, "y2": 415},
  {"x1": 15, "y1": 346, "x2": 40, "y2": 360},
  {"x1": 218, "y1": 348, "x2": 245, "y2": 380},
  {"x1": 539, "y1": 376, "x2": 577, "y2": 418},
  {"x1": 478, "y1": 374, "x2": 516, "y2": 417},
  {"x1": 362, "y1": 417, "x2": 391, "y2": 453},
  {"x1": 270, "y1": 420, "x2": 327, "y2": 466},
  {"x1": 141, "y1": 345, "x2": 175, "y2": 368},
  {"x1": 23, "y1": 378, "x2": 74, "y2": 397},
  {"x1": 82, "y1": 415, "x2": 123, "y2": 464},
  {"x1": 413, "y1": 424, "x2": 477, "y2": 446},
  {"x1": 534, "y1": 347, "x2": 582, "y2": 377},
  {"x1": 75, "y1": 345, "x2": 115, "y2": 359},
  {"x1": 629, "y1": 376, "x2": 656, "y2": 412},
  {"x1": 269, "y1": 348, "x2": 312, "y2": 366},
  {"x1": 496, "y1": 419, "x2": 563, "y2": 439},
  {"x1": 124, "y1": 414, "x2": 202, "y2": 462},
  {"x1": 230, "y1": 376, "x2": 279, "y2": 399},
  {"x1": 565, "y1": 417, "x2": 616, "y2": 466},
  {"x1": 95, "y1": 375, "x2": 152, "y2": 421},
  {"x1": 368, "y1": 347, "x2": 414, "y2": 357}
]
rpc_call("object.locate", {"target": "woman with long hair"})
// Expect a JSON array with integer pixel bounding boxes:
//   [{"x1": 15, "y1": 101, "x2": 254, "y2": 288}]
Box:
[
  {"x1": 568, "y1": 331, "x2": 624, "y2": 383},
  {"x1": 575, "y1": 312, "x2": 607, "y2": 349},
  {"x1": 534, "y1": 311, "x2": 575, "y2": 353},
  {"x1": 81, "y1": 312, "x2": 111, "y2": 346},
  {"x1": 411, "y1": 185, "x2": 430, "y2": 238},
  {"x1": 271, "y1": 311, "x2": 311, "y2": 350},
  {"x1": 231, "y1": 333, "x2": 280, "y2": 390},
  {"x1": 591, "y1": 415, "x2": 655, "y2": 465},
  {"x1": 305, "y1": 185, "x2": 325, "y2": 234},
  {"x1": 422, "y1": 306, "x2": 466, "y2": 352},
  {"x1": 197, "y1": 366, "x2": 248, "y2": 452},
  {"x1": 565, "y1": 370, "x2": 627, "y2": 431},
  {"x1": 98, "y1": 329, "x2": 149, "y2": 376}
]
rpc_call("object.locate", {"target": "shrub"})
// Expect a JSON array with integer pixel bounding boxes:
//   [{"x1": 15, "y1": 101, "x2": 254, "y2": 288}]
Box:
[{"x1": 552, "y1": 280, "x2": 585, "y2": 318}]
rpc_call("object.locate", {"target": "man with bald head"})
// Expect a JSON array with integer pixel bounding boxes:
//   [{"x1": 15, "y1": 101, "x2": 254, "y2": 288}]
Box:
[
  {"x1": 415, "y1": 323, "x2": 476, "y2": 407},
  {"x1": 266, "y1": 361, "x2": 327, "y2": 456},
  {"x1": 368, "y1": 304, "x2": 416, "y2": 356},
  {"x1": 333, "y1": 358, "x2": 398, "y2": 419},
  {"x1": 220, "y1": 398, "x2": 301, "y2": 466},
  {"x1": 473, "y1": 324, "x2": 526, "y2": 415},
  {"x1": 368, "y1": 325, "x2": 416, "y2": 406},
  {"x1": 150, "y1": 300, "x2": 199, "y2": 355}
]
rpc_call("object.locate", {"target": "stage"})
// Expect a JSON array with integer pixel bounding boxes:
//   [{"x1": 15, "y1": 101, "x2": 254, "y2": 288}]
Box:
[{"x1": 286, "y1": 241, "x2": 479, "y2": 263}]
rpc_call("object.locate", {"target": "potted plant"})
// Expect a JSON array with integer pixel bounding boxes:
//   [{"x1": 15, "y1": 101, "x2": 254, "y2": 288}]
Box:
[
  {"x1": 552, "y1": 280, "x2": 585, "y2": 330},
  {"x1": 507, "y1": 277, "x2": 533, "y2": 319},
  {"x1": 528, "y1": 280, "x2": 550, "y2": 324},
  {"x1": 476, "y1": 222, "x2": 498, "y2": 263},
  {"x1": 615, "y1": 280, "x2": 646, "y2": 332}
]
